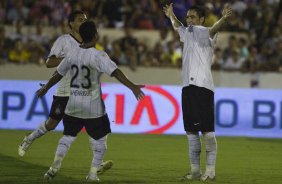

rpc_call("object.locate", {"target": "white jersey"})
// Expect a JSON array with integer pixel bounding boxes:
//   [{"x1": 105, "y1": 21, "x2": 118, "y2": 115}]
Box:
[
  {"x1": 48, "y1": 34, "x2": 82, "y2": 97},
  {"x1": 177, "y1": 25, "x2": 217, "y2": 91},
  {"x1": 57, "y1": 47, "x2": 118, "y2": 119}
]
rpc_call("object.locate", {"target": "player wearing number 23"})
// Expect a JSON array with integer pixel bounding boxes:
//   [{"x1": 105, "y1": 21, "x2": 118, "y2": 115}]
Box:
[{"x1": 36, "y1": 21, "x2": 145, "y2": 182}]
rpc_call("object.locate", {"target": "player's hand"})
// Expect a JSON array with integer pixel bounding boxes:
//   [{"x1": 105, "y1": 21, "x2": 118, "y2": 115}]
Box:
[
  {"x1": 222, "y1": 4, "x2": 233, "y2": 20},
  {"x1": 132, "y1": 84, "x2": 145, "y2": 100},
  {"x1": 36, "y1": 86, "x2": 48, "y2": 98},
  {"x1": 163, "y1": 3, "x2": 174, "y2": 18}
]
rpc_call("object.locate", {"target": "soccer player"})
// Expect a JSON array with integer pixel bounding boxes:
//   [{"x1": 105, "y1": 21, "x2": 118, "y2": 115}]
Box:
[
  {"x1": 18, "y1": 10, "x2": 113, "y2": 175},
  {"x1": 163, "y1": 3, "x2": 232, "y2": 182},
  {"x1": 36, "y1": 21, "x2": 145, "y2": 182}
]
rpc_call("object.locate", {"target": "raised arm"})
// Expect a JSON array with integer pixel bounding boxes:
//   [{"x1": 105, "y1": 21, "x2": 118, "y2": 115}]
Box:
[
  {"x1": 111, "y1": 69, "x2": 145, "y2": 100},
  {"x1": 36, "y1": 71, "x2": 63, "y2": 97},
  {"x1": 163, "y1": 3, "x2": 183, "y2": 30},
  {"x1": 209, "y1": 4, "x2": 233, "y2": 38}
]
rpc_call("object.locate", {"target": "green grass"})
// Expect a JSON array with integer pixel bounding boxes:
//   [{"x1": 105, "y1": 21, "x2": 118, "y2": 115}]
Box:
[{"x1": 0, "y1": 130, "x2": 281, "y2": 184}]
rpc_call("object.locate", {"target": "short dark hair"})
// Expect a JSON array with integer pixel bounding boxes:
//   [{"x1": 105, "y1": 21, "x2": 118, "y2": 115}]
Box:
[
  {"x1": 68, "y1": 10, "x2": 85, "y2": 28},
  {"x1": 79, "y1": 21, "x2": 98, "y2": 43},
  {"x1": 189, "y1": 5, "x2": 206, "y2": 19}
]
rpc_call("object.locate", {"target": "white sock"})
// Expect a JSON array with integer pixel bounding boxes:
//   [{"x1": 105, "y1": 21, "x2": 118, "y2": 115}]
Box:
[
  {"x1": 52, "y1": 135, "x2": 76, "y2": 169},
  {"x1": 187, "y1": 133, "x2": 201, "y2": 175},
  {"x1": 203, "y1": 132, "x2": 217, "y2": 177},
  {"x1": 89, "y1": 136, "x2": 107, "y2": 169},
  {"x1": 27, "y1": 121, "x2": 48, "y2": 141}
]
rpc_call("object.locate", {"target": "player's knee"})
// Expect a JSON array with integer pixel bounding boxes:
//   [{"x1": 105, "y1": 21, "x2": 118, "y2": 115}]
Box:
[
  {"x1": 186, "y1": 131, "x2": 199, "y2": 136},
  {"x1": 59, "y1": 135, "x2": 76, "y2": 148},
  {"x1": 56, "y1": 135, "x2": 76, "y2": 156},
  {"x1": 97, "y1": 137, "x2": 107, "y2": 151},
  {"x1": 45, "y1": 118, "x2": 60, "y2": 131},
  {"x1": 90, "y1": 136, "x2": 107, "y2": 152},
  {"x1": 203, "y1": 132, "x2": 217, "y2": 151},
  {"x1": 203, "y1": 132, "x2": 215, "y2": 139}
]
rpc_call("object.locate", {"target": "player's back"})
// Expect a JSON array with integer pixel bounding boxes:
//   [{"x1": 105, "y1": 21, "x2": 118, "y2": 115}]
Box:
[
  {"x1": 59, "y1": 46, "x2": 117, "y2": 119},
  {"x1": 49, "y1": 34, "x2": 82, "y2": 97}
]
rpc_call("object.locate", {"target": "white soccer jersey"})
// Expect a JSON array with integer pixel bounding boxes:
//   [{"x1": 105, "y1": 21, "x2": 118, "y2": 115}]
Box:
[
  {"x1": 57, "y1": 47, "x2": 118, "y2": 119},
  {"x1": 177, "y1": 25, "x2": 217, "y2": 91},
  {"x1": 48, "y1": 34, "x2": 82, "y2": 97}
]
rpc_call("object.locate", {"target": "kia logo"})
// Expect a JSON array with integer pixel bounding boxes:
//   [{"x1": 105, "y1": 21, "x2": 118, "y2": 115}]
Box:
[{"x1": 102, "y1": 85, "x2": 180, "y2": 134}]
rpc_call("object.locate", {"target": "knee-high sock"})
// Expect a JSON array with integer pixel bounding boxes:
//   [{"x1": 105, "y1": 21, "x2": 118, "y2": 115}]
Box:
[
  {"x1": 203, "y1": 132, "x2": 217, "y2": 176},
  {"x1": 27, "y1": 121, "x2": 48, "y2": 141},
  {"x1": 187, "y1": 133, "x2": 201, "y2": 174},
  {"x1": 52, "y1": 135, "x2": 76, "y2": 169},
  {"x1": 89, "y1": 136, "x2": 107, "y2": 170}
]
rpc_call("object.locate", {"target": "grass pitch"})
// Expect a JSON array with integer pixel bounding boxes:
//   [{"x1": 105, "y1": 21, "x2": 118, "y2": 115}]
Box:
[{"x1": 0, "y1": 130, "x2": 281, "y2": 184}]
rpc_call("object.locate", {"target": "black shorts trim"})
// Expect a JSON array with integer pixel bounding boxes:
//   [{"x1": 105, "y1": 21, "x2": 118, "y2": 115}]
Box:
[
  {"x1": 182, "y1": 85, "x2": 214, "y2": 132},
  {"x1": 63, "y1": 114, "x2": 111, "y2": 140},
  {"x1": 49, "y1": 96, "x2": 69, "y2": 120}
]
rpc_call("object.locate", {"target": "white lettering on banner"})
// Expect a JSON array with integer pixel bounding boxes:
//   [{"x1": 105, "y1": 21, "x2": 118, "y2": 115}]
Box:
[{"x1": 0, "y1": 80, "x2": 282, "y2": 138}]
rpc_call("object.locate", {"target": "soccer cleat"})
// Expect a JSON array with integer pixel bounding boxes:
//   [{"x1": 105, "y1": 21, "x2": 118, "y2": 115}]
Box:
[
  {"x1": 201, "y1": 174, "x2": 216, "y2": 182},
  {"x1": 18, "y1": 135, "x2": 33, "y2": 157},
  {"x1": 97, "y1": 160, "x2": 113, "y2": 175},
  {"x1": 44, "y1": 167, "x2": 59, "y2": 181},
  {"x1": 179, "y1": 172, "x2": 201, "y2": 181},
  {"x1": 85, "y1": 174, "x2": 100, "y2": 182}
]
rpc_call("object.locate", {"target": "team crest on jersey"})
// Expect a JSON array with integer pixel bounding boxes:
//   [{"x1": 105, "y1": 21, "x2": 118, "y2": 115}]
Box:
[{"x1": 55, "y1": 105, "x2": 61, "y2": 115}]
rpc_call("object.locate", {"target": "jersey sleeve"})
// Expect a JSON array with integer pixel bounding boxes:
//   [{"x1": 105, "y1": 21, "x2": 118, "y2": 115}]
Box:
[
  {"x1": 194, "y1": 26, "x2": 209, "y2": 39},
  {"x1": 210, "y1": 33, "x2": 218, "y2": 48},
  {"x1": 195, "y1": 26, "x2": 217, "y2": 47},
  {"x1": 48, "y1": 36, "x2": 66, "y2": 58},
  {"x1": 57, "y1": 58, "x2": 69, "y2": 76},
  {"x1": 177, "y1": 26, "x2": 187, "y2": 42},
  {"x1": 91, "y1": 51, "x2": 118, "y2": 76}
]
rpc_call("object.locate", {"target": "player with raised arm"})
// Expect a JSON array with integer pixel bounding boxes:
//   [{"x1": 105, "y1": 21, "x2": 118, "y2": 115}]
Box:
[
  {"x1": 163, "y1": 3, "x2": 232, "y2": 182},
  {"x1": 36, "y1": 21, "x2": 145, "y2": 182},
  {"x1": 18, "y1": 10, "x2": 113, "y2": 175}
]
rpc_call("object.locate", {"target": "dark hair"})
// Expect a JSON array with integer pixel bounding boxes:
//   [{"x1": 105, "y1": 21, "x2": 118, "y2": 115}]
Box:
[
  {"x1": 189, "y1": 5, "x2": 206, "y2": 21},
  {"x1": 79, "y1": 21, "x2": 98, "y2": 43},
  {"x1": 68, "y1": 10, "x2": 85, "y2": 28}
]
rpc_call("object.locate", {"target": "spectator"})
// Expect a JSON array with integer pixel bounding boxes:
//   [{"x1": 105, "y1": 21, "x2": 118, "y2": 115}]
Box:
[
  {"x1": 116, "y1": 26, "x2": 138, "y2": 70},
  {"x1": 204, "y1": 3, "x2": 218, "y2": 27},
  {"x1": 8, "y1": 38, "x2": 30, "y2": 64},
  {"x1": 277, "y1": 41, "x2": 282, "y2": 72},
  {"x1": 29, "y1": 23, "x2": 50, "y2": 47},
  {"x1": 223, "y1": 35, "x2": 238, "y2": 61},
  {"x1": 0, "y1": 1, "x2": 6, "y2": 24},
  {"x1": 0, "y1": 26, "x2": 13, "y2": 64},
  {"x1": 9, "y1": 20, "x2": 27, "y2": 42},
  {"x1": 223, "y1": 49, "x2": 245, "y2": 71},
  {"x1": 238, "y1": 37, "x2": 249, "y2": 60},
  {"x1": 7, "y1": 0, "x2": 29, "y2": 24},
  {"x1": 230, "y1": 0, "x2": 247, "y2": 16},
  {"x1": 212, "y1": 48, "x2": 224, "y2": 70}
]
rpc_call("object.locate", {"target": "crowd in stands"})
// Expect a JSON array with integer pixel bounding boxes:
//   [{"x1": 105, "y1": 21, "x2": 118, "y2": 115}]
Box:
[{"x1": 0, "y1": 0, "x2": 281, "y2": 73}]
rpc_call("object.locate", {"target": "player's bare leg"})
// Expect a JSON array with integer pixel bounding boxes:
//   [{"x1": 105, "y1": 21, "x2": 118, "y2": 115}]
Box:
[{"x1": 18, "y1": 117, "x2": 60, "y2": 156}]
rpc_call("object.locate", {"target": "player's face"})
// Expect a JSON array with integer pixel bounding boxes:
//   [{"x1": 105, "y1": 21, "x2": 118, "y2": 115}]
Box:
[
  {"x1": 186, "y1": 10, "x2": 204, "y2": 26},
  {"x1": 71, "y1": 14, "x2": 87, "y2": 33}
]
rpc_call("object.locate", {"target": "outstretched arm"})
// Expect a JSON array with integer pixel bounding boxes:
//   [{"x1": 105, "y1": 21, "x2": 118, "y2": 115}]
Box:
[
  {"x1": 163, "y1": 3, "x2": 183, "y2": 30},
  {"x1": 111, "y1": 69, "x2": 145, "y2": 100},
  {"x1": 36, "y1": 71, "x2": 63, "y2": 97},
  {"x1": 209, "y1": 4, "x2": 233, "y2": 38}
]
